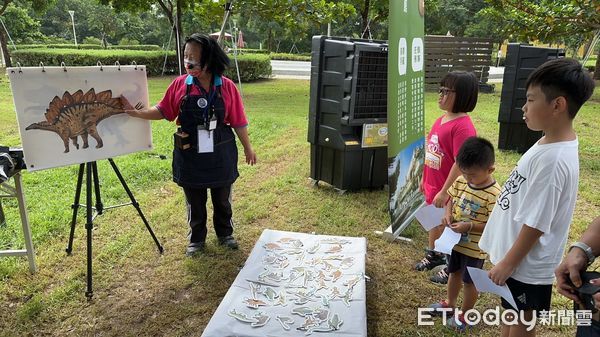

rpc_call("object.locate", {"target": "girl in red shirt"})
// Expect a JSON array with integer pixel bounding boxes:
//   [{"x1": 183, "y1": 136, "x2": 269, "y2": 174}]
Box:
[{"x1": 416, "y1": 72, "x2": 479, "y2": 282}]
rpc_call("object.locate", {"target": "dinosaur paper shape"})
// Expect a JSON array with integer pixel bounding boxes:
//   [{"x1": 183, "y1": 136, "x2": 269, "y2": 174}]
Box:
[{"x1": 26, "y1": 88, "x2": 142, "y2": 153}]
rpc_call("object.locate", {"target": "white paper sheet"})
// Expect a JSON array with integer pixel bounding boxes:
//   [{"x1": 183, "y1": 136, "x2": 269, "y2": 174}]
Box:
[
  {"x1": 467, "y1": 267, "x2": 519, "y2": 310},
  {"x1": 433, "y1": 227, "x2": 461, "y2": 255},
  {"x1": 7, "y1": 66, "x2": 152, "y2": 171},
  {"x1": 201, "y1": 229, "x2": 368, "y2": 337},
  {"x1": 414, "y1": 204, "x2": 445, "y2": 231}
]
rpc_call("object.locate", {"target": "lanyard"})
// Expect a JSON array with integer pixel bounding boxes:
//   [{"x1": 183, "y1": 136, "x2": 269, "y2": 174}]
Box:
[
  {"x1": 182, "y1": 75, "x2": 222, "y2": 128},
  {"x1": 198, "y1": 85, "x2": 217, "y2": 125},
  {"x1": 193, "y1": 78, "x2": 217, "y2": 124}
]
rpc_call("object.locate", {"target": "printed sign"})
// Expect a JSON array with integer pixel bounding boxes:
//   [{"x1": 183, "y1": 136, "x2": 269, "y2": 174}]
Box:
[{"x1": 385, "y1": 0, "x2": 426, "y2": 238}]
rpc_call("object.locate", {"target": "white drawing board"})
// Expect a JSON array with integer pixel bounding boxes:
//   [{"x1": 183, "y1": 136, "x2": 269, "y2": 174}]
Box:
[{"x1": 7, "y1": 65, "x2": 152, "y2": 171}]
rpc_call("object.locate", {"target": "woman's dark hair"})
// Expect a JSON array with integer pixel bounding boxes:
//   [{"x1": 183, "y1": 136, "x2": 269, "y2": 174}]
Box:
[
  {"x1": 183, "y1": 33, "x2": 230, "y2": 76},
  {"x1": 456, "y1": 136, "x2": 495, "y2": 170},
  {"x1": 440, "y1": 71, "x2": 479, "y2": 113},
  {"x1": 525, "y1": 58, "x2": 595, "y2": 119}
]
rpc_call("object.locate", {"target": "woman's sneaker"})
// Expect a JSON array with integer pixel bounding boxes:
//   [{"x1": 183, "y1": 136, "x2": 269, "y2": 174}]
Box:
[
  {"x1": 427, "y1": 300, "x2": 454, "y2": 316},
  {"x1": 218, "y1": 235, "x2": 239, "y2": 250},
  {"x1": 415, "y1": 249, "x2": 446, "y2": 271},
  {"x1": 446, "y1": 313, "x2": 472, "y2": 332},
  {"x1": 430, "y1": 265, "x2": 449, "y2": 284}
]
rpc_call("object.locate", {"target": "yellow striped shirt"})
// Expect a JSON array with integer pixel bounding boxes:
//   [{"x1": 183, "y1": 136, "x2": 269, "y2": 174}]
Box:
[{"x1": 447, "y1": 175, "x2": 501, "y2": 259}]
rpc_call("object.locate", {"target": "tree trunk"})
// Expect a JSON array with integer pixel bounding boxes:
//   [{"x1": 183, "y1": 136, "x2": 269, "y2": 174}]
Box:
[
  {"x1": 581, "y1": 38, "x2": 593, "y2": 58},
  {"x1": 157, "y1": 0, "x2": 180, "y2": 74},
  {"x1": 175, "y1": 0, "x2": 184, "y2": 75},
  {"x1": 0, "y1": 28, "x2": 11, "y2": 68},
  {"x1": 267, "y1": 28, "x2": 272, "y2": 52},
  {"x1": 360, "y1": 0, "x2": 370, "y2": 37},
  {"x1": 594, "y1": 48, "x2": 600, "y2": 80}
]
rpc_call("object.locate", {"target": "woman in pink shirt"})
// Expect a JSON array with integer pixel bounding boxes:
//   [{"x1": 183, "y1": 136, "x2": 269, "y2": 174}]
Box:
[
  {"x1": 128, "y1": 34, "x2": 256, "y2": 256},
  {"x1": 416, "y1": 72, "x2": 478, "y2": 284}
]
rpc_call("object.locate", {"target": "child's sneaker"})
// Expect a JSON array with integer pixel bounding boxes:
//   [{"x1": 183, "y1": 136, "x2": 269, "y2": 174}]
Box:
[
  {"x1": 415, "y1": 249, "x2": 446, "y2": 271},
  {"x1": 430, "y1": 265, "x2": 449, "y2": 284},
  {"x1": 427, "y1": 300, "x2": 454, "y2": 316},
  {"x1": 445, "y1": 313, "x2": 472, "y2": 333}
]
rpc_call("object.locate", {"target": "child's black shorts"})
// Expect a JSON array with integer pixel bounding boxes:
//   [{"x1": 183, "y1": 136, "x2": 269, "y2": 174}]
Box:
[
  {"x1": 501, "y1": 277, "x2": 552, "y2": 312},
  {"x1": 447, "y1": 249, "x2": 485, "y2": 284}
]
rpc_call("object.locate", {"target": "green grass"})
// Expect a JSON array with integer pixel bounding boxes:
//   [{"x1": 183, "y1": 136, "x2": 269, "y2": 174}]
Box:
[
  {"x1": 0, "y1": 73, "x2": 598, "y2": 336},
  {"x1": 584, "y1": 55, "x2": 596, "y2": 68}
]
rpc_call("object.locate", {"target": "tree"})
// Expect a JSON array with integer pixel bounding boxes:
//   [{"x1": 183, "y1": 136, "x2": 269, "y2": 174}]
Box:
[
  {"x1": 0, "y1": 0, "x2": 49, "y2": 67},
  {"x1": 35, "y1": 0, "x2": 170, "y2": 47},
  {"x1": 237, "y1": 0, "x2": 355, "y2": 51},
  {"x1": 100, "y1": 0, "x2": 199, "y2": 73},
  {"x1": 2, "y1": 4, "x2": 44, "y2": 44},
  {"x1": 483, "y1": 0, "x2": 600, "y2": 79},
  {"x1": 423, "y1": 0, "x2": 511, "y2": 42}
]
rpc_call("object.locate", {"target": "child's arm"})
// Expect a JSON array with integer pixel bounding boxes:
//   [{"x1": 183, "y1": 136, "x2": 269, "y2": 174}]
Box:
[
  {"x1": 449, "y1": 220, "x2": 484, "y2": 233},
  {"x1": 442, "y1": 199, "x2": 453, "y2": 226},
  {"x1": 488, "y1": 224, "x2": 543, "y2": 285},
  {"x1": 432, "y1": 162, "x2": 462, "y2": 207}
]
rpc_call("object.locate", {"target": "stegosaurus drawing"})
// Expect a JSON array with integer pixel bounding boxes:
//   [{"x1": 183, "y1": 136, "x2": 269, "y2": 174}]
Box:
[{"x1": 26, "y1": 88, "x2": 143, "y2": 153}]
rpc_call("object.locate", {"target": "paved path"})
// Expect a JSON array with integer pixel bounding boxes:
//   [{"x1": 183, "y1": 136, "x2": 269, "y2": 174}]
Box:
[{"x1": 271, "y1": 60, "x2": 504, "y2": 82}]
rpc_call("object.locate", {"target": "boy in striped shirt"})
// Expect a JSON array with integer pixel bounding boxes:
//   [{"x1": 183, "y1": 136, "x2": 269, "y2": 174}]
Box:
[{"x1": 429, "y1": 136, "x2": 501, "y2": 332}]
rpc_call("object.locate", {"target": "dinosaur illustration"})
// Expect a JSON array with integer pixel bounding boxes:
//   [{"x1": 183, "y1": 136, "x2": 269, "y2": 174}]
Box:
[{"x1": 25, "y1": 88, "x2": 143, "y2": 153}]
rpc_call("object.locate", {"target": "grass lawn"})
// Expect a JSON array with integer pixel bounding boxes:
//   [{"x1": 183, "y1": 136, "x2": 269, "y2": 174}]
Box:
[{"x1": 0, "y1": 73, "x2": 598, "y2": 336}]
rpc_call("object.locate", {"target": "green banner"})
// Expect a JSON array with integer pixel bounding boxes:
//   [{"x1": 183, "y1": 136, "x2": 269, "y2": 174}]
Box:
[{"x1": 386, "y1": 0, "x2": 425, "y2": 237}]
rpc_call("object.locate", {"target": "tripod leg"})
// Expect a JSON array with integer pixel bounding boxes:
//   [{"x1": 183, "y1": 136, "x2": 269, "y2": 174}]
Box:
[
  {"x1": 85, "y1": 163, "x2": 94, "y2": 299},
  {"x1": 92, "y1": 162, "x2": 103, "y2": 215},
  {"x1": 66, "y1": 163, "x2": 85, "y2": 255},
  {"x1": 108, "y1": 158, "x2": 164, "y2": 254}
]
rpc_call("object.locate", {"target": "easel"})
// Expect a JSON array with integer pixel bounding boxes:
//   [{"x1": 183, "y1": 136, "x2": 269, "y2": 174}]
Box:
[
  {"x1": 0, "y1": 171, "x2": 37, "y2": 273},
  {"x1": 66, "y1": 158, "x2": 163, "y2": 299}
]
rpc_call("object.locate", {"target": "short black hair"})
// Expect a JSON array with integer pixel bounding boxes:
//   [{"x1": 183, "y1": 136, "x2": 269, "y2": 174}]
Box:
[
  {"x1": 440, "y1": 71, "x2": 479, "y2": 113},
  {"x1": 184, "y1": 33, "x2": 230, "y2": 76},
  {"x1": 526, "y1": 58, "x2": 595, "y2": 119},
  {"x1": 456, "y1": 136, "x2": 495, "y2": 170}
]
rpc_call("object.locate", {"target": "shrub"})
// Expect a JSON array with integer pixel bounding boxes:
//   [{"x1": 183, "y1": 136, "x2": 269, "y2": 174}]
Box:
[
  {"x1": 119, "y1": 37, "x2": 139, "y2": 45},
  {"x1": 233, "y1": 48, "x2": 269, "y2": 55},
  {"x1": 108, "y1": 45, "x2": 162, "y2": 51},
  {"x1": 11, "y1": 49, "x2": 178, "y2": 76},
  {"x1": 13, "y1": 44, "x2": 162, "y2": 51},
  {"x1": 83, "y1": 37, "x2": 102, "y2": 45},
  {"x1": 11, "y1": 49, "x2": 271, "y2": 80},
  {"x1": 224, "y1": 54, "x2": 272, "y2": 81},
  {"x1": 269, "y1": 53, "x2": 311, "y2": 61},
  {"x1": 14, "y1": 44, "x2": 105, "y2": 50}
]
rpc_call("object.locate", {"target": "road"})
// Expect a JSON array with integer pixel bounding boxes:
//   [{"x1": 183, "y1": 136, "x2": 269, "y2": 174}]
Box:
[{"x1": 270, "y1": 60, "x2": 504, "y2": 82}]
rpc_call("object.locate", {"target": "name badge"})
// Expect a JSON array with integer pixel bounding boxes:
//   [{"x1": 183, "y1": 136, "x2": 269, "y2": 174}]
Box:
[
  {"x1": 197, "y1": 127, "x2": 214, "y2": 153},
  {"x1": 209, "y1": 117, "x2": 217, "y2": 130}
]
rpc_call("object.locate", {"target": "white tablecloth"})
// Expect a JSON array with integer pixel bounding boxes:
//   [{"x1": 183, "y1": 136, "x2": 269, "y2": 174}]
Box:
[{"x1": 201, "y1": 229, "x2": 368, "y2": 337}]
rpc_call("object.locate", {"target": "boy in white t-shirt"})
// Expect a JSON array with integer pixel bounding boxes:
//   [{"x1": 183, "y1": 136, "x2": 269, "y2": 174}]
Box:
[{"x1": 478, "y1": 58, "x2": 595, "y2": 337}]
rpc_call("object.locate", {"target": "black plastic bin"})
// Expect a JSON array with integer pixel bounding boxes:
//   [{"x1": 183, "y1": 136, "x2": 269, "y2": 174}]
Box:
[
  {"x1": 498, "y1": 43, "x2": 564, "y2": 153},
  {"x1": 308, "y1": 36, "x2": 388, "y2": 191}
]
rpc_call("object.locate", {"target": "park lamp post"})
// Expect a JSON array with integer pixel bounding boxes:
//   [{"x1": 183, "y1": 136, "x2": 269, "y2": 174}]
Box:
[{"x1": 68, "y1": 10, "x2": 78, "y2": 47}]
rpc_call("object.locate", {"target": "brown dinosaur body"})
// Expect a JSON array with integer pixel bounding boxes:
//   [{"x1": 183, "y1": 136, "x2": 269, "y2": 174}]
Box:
[{"x1": 26, "y1": 88, "x2": 142, "y2": 153}]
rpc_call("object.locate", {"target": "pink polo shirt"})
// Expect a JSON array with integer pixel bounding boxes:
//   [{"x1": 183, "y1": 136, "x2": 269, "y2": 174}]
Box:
[
  {"x1": 156, "y1": 75, "x2": 248, "y2": 128},
  {"x1": 422, "y1": 115, "x2": 477, "y2": 204}
]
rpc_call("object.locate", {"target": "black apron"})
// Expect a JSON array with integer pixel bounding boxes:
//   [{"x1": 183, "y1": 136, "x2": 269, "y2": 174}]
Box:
[{"x1": 172, "y1": 76, "x2": 239, "y2": 188}]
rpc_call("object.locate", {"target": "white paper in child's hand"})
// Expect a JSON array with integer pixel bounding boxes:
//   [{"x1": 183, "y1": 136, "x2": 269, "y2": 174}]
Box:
[
  {"x1": 467, "y1": 267, "x2": 519, "y2": 310},
  {"x1": 415, "y1": 204, "x2": 445, "y2": 231},
  {"x1": 433, "y1": 227, "x2": 461, "y2": 255}
]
